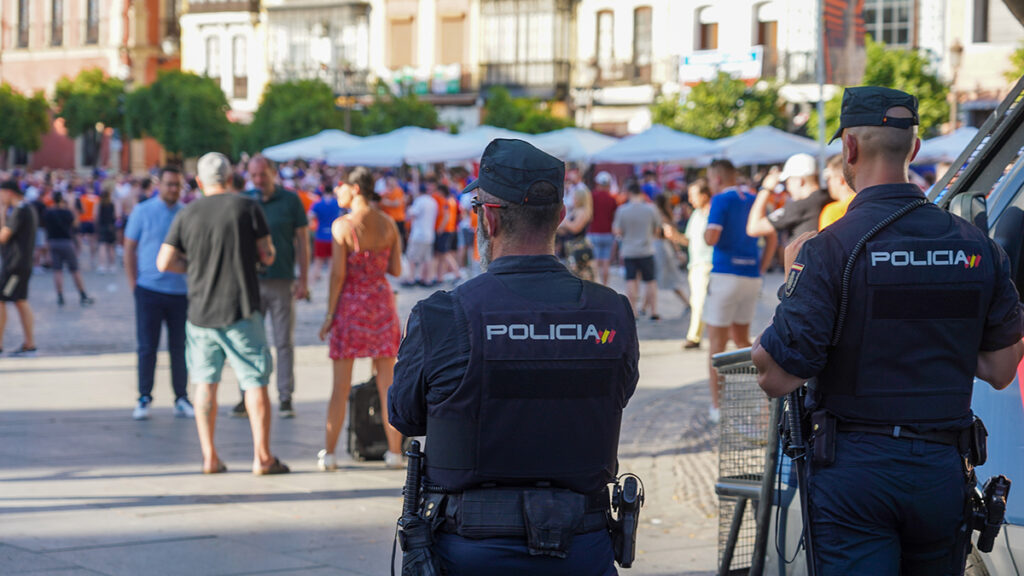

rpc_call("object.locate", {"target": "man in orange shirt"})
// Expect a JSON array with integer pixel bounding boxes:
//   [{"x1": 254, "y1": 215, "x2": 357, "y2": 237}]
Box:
[
  {"x1": 76, "y1": 185, "x2": 100, "y2": 270},
  {"x1": 379, "y1": 173, "x2": 407, "y2": 250},
  {"x1": 818, "y1": 154, "x2": 856, "y2": 229}
]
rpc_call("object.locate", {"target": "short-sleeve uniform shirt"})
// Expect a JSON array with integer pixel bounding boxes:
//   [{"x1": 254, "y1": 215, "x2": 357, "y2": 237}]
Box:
[
  {"x1": 164, "y1": 194, "x2": 269, "y2": 328},
  {"x1": 706, "y1": 187, "x2": 760, "y2": 277}
]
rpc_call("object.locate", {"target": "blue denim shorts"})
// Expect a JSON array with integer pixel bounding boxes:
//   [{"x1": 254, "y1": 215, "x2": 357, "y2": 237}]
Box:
[
  {"x1": 185, "y1": 313, "x2": 272, "y2": 389},
  {"x1": 588, "y1": 233, "x2": 615, "y2": 260}
]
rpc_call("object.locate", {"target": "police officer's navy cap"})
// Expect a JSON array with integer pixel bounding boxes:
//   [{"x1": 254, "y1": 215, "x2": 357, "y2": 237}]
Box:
[
  {"x1": 829, "y1": 86, "x2": 920, "y2": 143},
  {"x1": 462, "y1": 139, "x2": 564, "y2": 205}
]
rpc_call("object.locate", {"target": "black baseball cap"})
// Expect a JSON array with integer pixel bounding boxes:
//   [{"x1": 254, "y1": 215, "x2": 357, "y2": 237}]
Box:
[
  {"x1": 829, "y1": 86, "x2": 919, "y2": 144},
  {"x1": 0, "y1": 180, "x2": 21, "y2": 194},
  {"x1": 462, "y1": 139, "x2": 564, "y2": 205}
]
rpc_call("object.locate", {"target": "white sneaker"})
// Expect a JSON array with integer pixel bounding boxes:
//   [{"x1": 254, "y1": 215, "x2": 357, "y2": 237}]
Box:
[
  {"x1": 174, "y1": 397, "x2": 195, "y2": 418},
  {"x1": 317, "y1": 449, "x2": 337, "y2": 471},
  {"x1": 133, "y1": 397, "x2": 151, "y2": 420},
  {"x1": 384, "y1": 450, "x2": 405, "y2": 469},
  {"x1": 708, "y1": 406, "x2": 721, "y2": 424}
]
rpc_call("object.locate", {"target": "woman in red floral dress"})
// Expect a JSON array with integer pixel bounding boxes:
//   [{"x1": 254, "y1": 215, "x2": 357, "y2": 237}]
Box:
[{"x1": 317, "y1": 167, "x2": 404, "y2": 470}]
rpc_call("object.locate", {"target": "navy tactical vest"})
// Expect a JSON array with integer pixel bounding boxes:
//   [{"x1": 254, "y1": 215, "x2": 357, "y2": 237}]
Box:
[
  {"x1": 423, "y1": 272, "x2": 634, "y2": 494},
  {"x1": 818, "y1": 201, "x2": 996, "y2": 427}
]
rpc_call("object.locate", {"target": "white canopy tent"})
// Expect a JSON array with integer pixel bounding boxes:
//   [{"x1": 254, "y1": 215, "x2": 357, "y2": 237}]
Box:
[
  {"x1": 532, "y1": 127, "x2": 618, "y2": 162},
  {"x1": 455, "y1": 126, "x2": 564, "y2": 159},
  {"x1": 914, "y1": 127, "x2": 980, "y2": 164},
  {"x1": 713, "y1": 126, "x2": 822, "y2": 166},
  {"x1": 324, "y1": 126, "x2": 482, "y2": 166},
  {"x1": 590, "y1": 124, "x2": 715, "y2": 164},
  {"x1": 262, "y1": 129, "x2": 362, "y2": 162}
]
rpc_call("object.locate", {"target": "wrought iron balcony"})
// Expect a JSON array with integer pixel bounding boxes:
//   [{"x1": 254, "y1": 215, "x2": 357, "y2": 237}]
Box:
[{"x1": 185, "y1": 0, "x2": 259, "y2": 14}]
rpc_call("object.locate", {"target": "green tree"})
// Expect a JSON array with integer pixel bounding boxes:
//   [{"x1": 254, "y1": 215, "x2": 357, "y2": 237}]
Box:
[
  {"x1": 53, "y1": 68, "x2": 126, "y2": 166},
  {"x1": 248, "y1": 79, "x2": 348, "y2": 151},
  {"x1": 809, "y1": 38, "x2": 949, "y2": 140},
  {"x1": 651, "y1": 72, "x2": 785, "y2": 140},
  {"x1": 126, "y1": 70, "x2": 231, "y2": 160},
  {"x1": 0, "y1": 84, "x2": 50, "y2": 153},
  {"x1": 482, "y1": 86, "x2": 573, "y2": 134},
  {"x1": 362, "y1": 88, "x2": 439, "y2": 135},
  {"x1": 1006, "y1": 42, "x2": 1024, "y2": 83}
]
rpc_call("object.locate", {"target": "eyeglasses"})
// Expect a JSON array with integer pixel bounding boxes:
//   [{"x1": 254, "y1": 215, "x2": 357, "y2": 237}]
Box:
[{"x1": 471, "y1": 196, "x2": 506, "y2": 211}]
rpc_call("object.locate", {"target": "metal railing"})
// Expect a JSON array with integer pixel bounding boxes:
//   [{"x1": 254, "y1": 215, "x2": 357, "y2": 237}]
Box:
[{"x1": 712, "y1": 348, "x2": 779, "y2": 576}]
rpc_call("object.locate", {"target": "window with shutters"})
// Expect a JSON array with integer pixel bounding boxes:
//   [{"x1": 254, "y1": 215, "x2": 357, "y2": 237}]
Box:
[
  {"x1": 52, "y1": 0, "x2": 64, "y2": 46},
  {"x1": 440, "y1": 15, "x2": 465, "y2": 65},
  {"x1": 17, "y1": 0, "x2": 29, "y2": 48},
  {"x1": 233, "y1": 36, "x2": 248, "y2": 99},
  {"x1": 633, "y1": 7, "x2": 652, "y2": 81},
  {"x1": 86, "y1": 0, "x2": 100, "y2": 45},
  {"x1": 390, "y1": 18, "x2": 415, "y2": 68}
]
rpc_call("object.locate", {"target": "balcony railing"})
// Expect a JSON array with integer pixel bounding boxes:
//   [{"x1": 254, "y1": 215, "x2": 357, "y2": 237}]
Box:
[
  {"x1": 480, "y1": 61, "x2": 572, "y2": 99},
  {"x1": 269, "y1": 66, "x2": 370, "y2": 96},
  {"x1": 186, "y1": 0, "x2": 259, "y2": 14}
]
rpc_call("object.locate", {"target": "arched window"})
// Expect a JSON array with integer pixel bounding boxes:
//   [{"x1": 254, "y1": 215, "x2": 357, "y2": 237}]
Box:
[{"x1": 696, "y1": 6, "x2": 718, "y2": 50}]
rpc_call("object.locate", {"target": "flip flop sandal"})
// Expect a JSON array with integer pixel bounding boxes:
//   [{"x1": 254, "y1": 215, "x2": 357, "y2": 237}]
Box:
[
  {"x1": 254, "y1": 457, "x2": 290, "y2": 476},
  {"x1": 203, "y1": 460, "x2": 228, "y2": 474}
]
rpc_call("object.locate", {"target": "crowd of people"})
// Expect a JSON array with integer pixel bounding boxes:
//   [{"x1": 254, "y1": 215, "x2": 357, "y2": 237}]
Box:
[{"x1": 0, "y1": 142, "x2": 917, "y2": 464}]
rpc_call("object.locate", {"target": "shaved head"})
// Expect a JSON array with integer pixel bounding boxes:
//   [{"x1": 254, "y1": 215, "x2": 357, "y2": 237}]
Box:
[{"x1": 843, "y1": 106, "x2": 919, "y2": 190}]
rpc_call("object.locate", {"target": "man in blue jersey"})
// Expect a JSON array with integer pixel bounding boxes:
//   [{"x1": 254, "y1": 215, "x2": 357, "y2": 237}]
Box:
[
  {"x1": 310, "y1": 190, "x2": 342, "y2": 283},
  {"x1": 703, "y1": 159, "x2": 775, "y2": 423}
]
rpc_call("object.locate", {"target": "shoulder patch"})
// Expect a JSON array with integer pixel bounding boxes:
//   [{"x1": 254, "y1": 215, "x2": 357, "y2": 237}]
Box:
[{"x1": 784, "y1": 263, "x2": 804, "y2": 298}]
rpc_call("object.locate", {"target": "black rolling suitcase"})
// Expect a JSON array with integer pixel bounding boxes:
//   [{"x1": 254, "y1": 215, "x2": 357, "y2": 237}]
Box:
[{"x1": 347, "y1": 376, "x2": 389, "y2": 461}]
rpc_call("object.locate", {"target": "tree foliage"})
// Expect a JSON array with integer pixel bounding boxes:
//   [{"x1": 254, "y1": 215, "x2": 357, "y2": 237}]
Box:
[
  {"x1": 126, "y1": 70, "x2": 231, "y2": 159},
  {"x1": 247, "y1": 79, "x2": 347, "y2": 151},
  {"x1": 651, "y1": 72, "x2": 785, "y2": 139},
  {"x1": 1006, "y1": 42, "x2": 1024, "y2": 84},
  {"x1": 361, "y1": 87, "x2": 439, "y2": 135},
  {"x1": 483, "y1": 86, "x2": 573, "y2": 134},
  {"x1": 0, "y1": 84, "x2": 50, "y2": 152},
  {"x1": 53, "y1": 68, "x2": 125, "y2": 138},
  {"x1": 810, "y1": 38, "x2": 949, "y2": 140}
]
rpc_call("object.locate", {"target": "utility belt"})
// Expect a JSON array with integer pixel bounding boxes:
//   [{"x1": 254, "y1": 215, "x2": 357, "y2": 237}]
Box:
[
  {"x1": 809, "y1": 411, "x2": 988, "y2": 467},
  {"x1": 425, "y1": 487, "x2": 609, "y2": 540}
]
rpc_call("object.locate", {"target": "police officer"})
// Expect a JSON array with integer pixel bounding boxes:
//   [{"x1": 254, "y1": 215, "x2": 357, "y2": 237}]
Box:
[
  {"x1": 752, "y1": 86, "x2": 1024, "y2": 574},
  {"x1": 389, "y1": 139, "x2": 639, "y2": 576}
]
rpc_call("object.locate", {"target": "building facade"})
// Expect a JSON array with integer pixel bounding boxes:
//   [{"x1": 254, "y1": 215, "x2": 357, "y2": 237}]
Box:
[{"x1": 0, "y1": 0, "x2": 180, "y2": 171}]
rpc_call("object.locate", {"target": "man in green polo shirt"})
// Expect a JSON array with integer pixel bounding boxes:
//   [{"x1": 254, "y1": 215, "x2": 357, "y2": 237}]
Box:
[{"x1": 232, "y1": 155, "x2": 309, "y2": 419}]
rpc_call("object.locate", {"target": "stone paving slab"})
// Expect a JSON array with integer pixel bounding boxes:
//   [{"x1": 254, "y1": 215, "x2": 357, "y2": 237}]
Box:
[{"x1": 1, "y1": 265, "x2": 787, "y2": 575}]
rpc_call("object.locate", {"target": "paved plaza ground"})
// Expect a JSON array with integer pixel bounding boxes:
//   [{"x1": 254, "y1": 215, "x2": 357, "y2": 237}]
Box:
[{"x1": 1, "y1": 263, "x2": 782, "y2": 576}]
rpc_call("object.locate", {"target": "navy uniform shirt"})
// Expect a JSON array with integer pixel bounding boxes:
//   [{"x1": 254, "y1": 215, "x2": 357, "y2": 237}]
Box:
[
  {"x1": 389, "y1": 255, "x2": 640, "y2": 436},
  {"x1": 759, "y1": 183, "x2": 1023, "y2": 426}
]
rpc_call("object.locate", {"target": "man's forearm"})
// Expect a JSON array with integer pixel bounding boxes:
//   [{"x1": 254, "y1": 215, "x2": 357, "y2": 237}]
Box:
[
  {"x1": 124, "y1": 245, "x2": 138, "y2": 287},
  {"x1": 295, "y1": 228, "x2": 310, "y2": 281}
]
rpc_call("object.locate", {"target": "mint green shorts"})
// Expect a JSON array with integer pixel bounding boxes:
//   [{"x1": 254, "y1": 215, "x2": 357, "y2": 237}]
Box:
[{"x1": 185, "y1": 313, "x2": 273, "y2": 390}]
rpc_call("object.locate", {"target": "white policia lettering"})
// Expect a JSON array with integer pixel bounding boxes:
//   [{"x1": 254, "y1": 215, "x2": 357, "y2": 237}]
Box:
[
  {"x1": 486, "y1": 324, "x2": 604, "y2": 341},
  {"x1": 870, "y1": 249, "x2": 975, "y2": 267}
]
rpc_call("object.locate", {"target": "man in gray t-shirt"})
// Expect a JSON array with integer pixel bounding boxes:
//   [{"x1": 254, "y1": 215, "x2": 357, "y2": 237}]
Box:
[{"x1": 613, "y1": 180, "x2": 661, "y2": 319}]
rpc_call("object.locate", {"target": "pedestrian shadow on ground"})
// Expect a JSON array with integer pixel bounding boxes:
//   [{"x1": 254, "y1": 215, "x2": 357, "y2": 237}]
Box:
[{"x1": 0, "y1": 487, "x2": 400, "y2": 515}]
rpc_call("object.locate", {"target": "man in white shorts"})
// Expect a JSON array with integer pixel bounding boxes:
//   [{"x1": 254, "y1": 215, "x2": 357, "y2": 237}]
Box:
[
  {"x1": 703, "y1": 159, "x2": 775, "y2": 423},
  {"x1": 402, "y1": 183, "x2": 438, "y2": 287}
]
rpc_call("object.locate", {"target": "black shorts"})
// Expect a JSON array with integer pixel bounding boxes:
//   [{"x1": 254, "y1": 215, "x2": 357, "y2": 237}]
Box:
[
  {"x1": 624, "y1": 256, "x2": 656, "y2": 282},
  {"x1": 79, "y1": 222, "x2": 96, "y2": 235},
  {"x1": 434, "y1": 232, "x2": 455, "y2": 254},
  {"x1": 0, "y1": 268, "x2": 32, "y2": 302}
]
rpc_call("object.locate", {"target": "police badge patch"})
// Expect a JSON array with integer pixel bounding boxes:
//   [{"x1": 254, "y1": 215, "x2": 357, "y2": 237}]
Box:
[{"x1": 785, "y1": 263, "x2": 804, "y2": 298}]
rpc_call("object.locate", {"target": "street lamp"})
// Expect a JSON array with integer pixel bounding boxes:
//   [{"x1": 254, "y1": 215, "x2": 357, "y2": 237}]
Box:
[{"x1": 949, "y1": 39, "x2": 964, "y2": 131}]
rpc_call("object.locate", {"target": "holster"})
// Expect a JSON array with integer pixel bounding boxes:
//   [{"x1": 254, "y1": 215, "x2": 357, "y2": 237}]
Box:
[
  {"x1": 966, "y1": 417, "x2": 988, "y2": 467},
  {"x1": 810, "y1": 410, "x2": 837, "y2": 466}
]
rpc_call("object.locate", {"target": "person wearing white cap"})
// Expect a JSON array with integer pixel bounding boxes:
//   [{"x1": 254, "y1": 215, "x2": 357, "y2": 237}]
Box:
[
  {"x1": 587, "y1": 171, "x2": 619, "y2": 286},
  {"x1": 746, "y1": 153, "x2": 831, "y2": 246}
]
